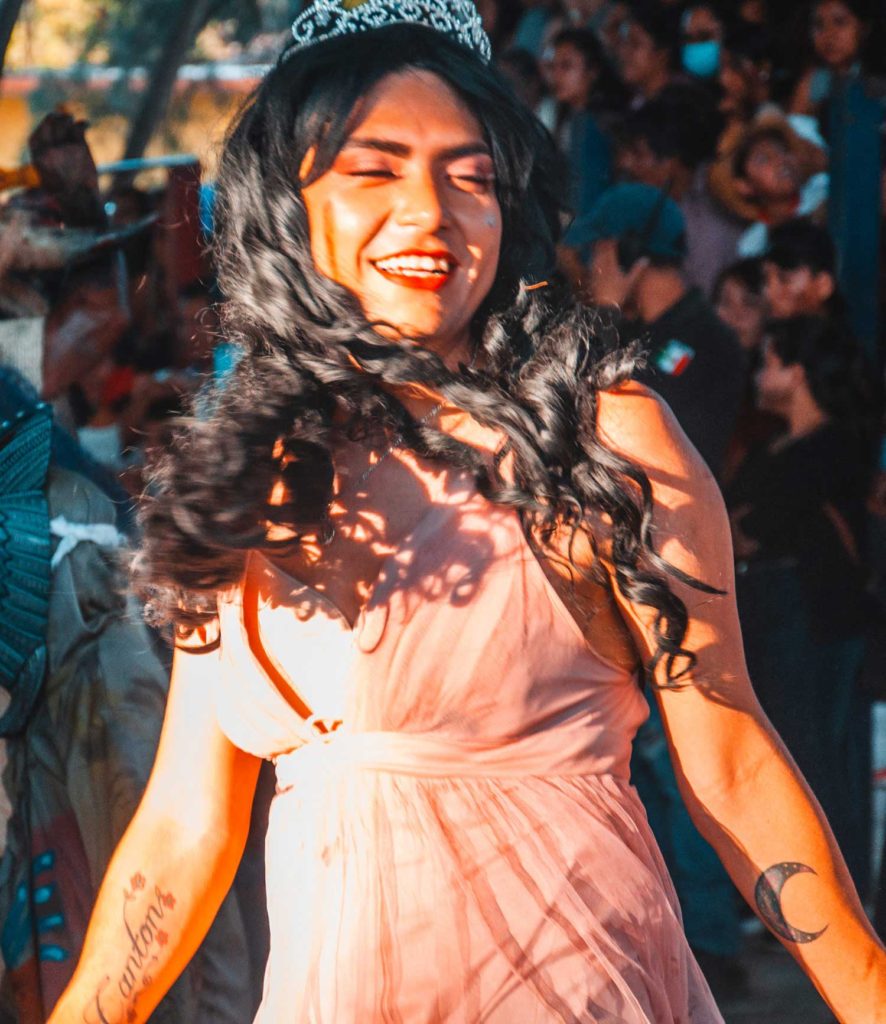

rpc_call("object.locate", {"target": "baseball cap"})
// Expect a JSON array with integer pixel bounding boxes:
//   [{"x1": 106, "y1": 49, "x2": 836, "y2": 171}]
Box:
[{"x1": 563, "y1": 183, "x2": 687, "y2": 263}]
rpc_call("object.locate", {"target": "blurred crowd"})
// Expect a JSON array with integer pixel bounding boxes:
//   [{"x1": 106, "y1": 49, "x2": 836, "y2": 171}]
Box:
[
  {"x1": 489, "y1": 0, "x2": 886, "y2": 1001},
  {"x1": 0, "y1": 0, "x2": 885, "y2": 1017}
]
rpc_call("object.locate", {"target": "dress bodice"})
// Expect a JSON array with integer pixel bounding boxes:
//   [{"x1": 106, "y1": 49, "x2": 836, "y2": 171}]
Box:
[{"x1": 214, "y1": 468, "x2": 649, "y2": 781}]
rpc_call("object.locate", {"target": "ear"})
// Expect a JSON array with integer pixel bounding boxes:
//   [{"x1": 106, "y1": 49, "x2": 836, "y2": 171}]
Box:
[
  {"x1": 733, "y1": 177, "x2": 754, "y2": 199},
  {"x1": 812, "y1": 271, "x2": 835, "y2": 305}
]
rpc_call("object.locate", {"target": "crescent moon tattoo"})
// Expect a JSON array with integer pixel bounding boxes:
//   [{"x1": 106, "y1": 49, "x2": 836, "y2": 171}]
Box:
[{"x1": 754, "y1": 862, "x2": 828, "y2": 944}]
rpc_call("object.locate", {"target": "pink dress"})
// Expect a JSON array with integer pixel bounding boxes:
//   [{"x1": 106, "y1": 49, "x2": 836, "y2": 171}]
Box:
[{"x1": 215, "y1": 464, "x2": 724, "y2": 1023}]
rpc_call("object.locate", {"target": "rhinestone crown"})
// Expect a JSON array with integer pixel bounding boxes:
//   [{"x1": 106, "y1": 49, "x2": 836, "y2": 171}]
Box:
[{"x1": 290, "y1": 0, "x2": 492, "y2": 63}]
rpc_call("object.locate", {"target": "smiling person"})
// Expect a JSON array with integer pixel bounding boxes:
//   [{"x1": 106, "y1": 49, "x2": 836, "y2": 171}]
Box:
[{"x1": 47, "y1": 2, "x2": 886, "y2": 1023}]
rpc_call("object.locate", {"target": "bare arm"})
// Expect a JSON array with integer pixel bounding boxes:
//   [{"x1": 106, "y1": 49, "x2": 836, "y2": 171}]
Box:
[
  {"x1": 48, "y1": 638, "x2": 261, "y2": 1024},
  {"x1": 597, "y1": 383, "x2": 885, "y2": 1023},
  {"x1": 789, "y1": 69, "x2": 816, "y2": 115}
]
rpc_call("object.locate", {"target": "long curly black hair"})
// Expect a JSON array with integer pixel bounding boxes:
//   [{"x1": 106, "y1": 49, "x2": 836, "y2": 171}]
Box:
[{"x1": 137, "y1": 23, "x2": 710, "y2": 683}]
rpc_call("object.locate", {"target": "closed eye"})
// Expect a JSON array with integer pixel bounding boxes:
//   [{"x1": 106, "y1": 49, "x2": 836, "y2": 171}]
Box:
[
  {"x1": 448, "y1": 170, "x2": 496, "y2": 193},
  {"x1": 348, "y1": 168, "x2": 397, "y2": 179}
]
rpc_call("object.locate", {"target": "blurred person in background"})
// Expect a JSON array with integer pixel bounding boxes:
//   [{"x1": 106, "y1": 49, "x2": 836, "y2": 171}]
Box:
[
  {"x1": 725, "y1": 111, "x2": 829, "y2": 257},
  {"x1": 790, "y1": 0, "x2": 886, "y2": 119},
  {"x1": 0, "y1": 379, "x2": 253, "y2": 1023},
  {"x1": 737, "y1": 0, "x2": 768, "y2": 26},
  {"x1": 596, "y1": 0, "x2": 631, "y2": 55},
  {"x1": 707, "y1": 23, "x2": 776, "y2": 241},
  {"x1": 510, "y1": 0, "x2": 564, "y2": 57},
  {"x1": 549, "y1": 28, "x2": 627, "y2": 218},
  {"x1": 713, "y1": 258, "x2": 782, "y2": 481},
  {"x1": 714, "y1": 258, "x2": 769, "y2": 355},
  {"x1": 679, "y1": 3, "x2": 727, "y2": 82},
  {"x1": 614, "y1": 0, "x2": 682, "y2": 109},
  {"x1": 498, "y1": 48, "x2": 558, "y2": 131},
  {"x1": 0, "y1": 113, "x2": 155, "y2": 529},
  {"x1": 716, "y1": 21, "x2": 773, "y2": 127},
  {"x1": 2, "y1": 115, "x2": 132, "y2": 413},
  {"x1": 565, "y1": 184, "x2": 748, "y2": 998},
  {"x1": 474, "y1": 0, "x2": 521, "y2": 53},
  {"x1": 567, "y1": 182, "x2": 745, "y2": 481},
  {"x1": 762, "y1": 217, "x2": 848, "y2": 324},
  {"x1": 726, "y1": 315, "x2": 879, "y2": 896},
  {"x1": 615, "y1": 81, "x2": 745, "y2": 295}
]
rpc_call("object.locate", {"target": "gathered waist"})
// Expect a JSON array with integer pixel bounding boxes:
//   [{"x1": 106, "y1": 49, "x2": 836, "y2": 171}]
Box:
[{"x1": 272, "y1": 727, "x2": 628, "y2": 793}]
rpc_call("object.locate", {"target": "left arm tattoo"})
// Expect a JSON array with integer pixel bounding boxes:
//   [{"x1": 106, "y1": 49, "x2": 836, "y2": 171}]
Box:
[{"x1": 754, "y1": 862, "x2": 828, "y2": 944}]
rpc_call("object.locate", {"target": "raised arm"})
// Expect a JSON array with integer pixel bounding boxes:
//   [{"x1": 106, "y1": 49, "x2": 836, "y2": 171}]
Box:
[
  {"x1": 596, "y1": 382, "x2": 885, "y2": 1023},
  {"x1": 48, "y1": 636, "x2": 261, "y2": 1024}
]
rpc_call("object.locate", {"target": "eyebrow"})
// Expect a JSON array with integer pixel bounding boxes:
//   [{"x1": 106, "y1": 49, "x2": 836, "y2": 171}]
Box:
[{"x1": 342, "y1": 137, "x2": 492, "y2": 161}]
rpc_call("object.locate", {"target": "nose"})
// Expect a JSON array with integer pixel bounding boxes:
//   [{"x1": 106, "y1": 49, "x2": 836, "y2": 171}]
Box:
[{"x1": 393, "y1": 167, "x2": 452, "y2": 233}]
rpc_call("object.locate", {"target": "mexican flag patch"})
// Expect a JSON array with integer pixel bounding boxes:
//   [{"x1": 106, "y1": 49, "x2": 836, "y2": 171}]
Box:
[{"x1": 654, "y1": 340, "x2": 696, "y2": 377}]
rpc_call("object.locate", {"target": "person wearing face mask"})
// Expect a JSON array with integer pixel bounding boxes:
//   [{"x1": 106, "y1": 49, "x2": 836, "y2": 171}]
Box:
[
  {"x1": 680, "y1": 3, "x2": 725, "y2": 81},
  {"x1": 46, "y1": 4, "x2": 886, "y2": 1023}
]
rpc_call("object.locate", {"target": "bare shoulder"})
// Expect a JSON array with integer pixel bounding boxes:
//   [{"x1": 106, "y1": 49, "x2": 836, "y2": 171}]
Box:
[
  {"x1": 594, "y1": 382, "x2": 732, "y2": 595},
  {"x1": 595, "y1": 381, "x2": 721, "y2": 505}
]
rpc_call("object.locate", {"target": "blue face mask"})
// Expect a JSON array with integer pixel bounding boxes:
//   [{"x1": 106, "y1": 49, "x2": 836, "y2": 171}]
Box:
[{"x1": 682, "y1": 39, "x2": 721, "y2": 78}]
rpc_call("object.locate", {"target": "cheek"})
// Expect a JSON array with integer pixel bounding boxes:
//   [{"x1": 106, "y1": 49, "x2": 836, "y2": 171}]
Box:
[
  {"x1": 304, "y1": 188, "x2": 384, "y2": 286},
  {"x1": 797, "y1": 281, "x2": 821, "y2": 308},
  {"x1": 746, "y1": 303, "x2": 765, "y2": 327},
  {"x1": 840, "y1": 26, "x2": 861, "y2": 53},
  {"x1": 309, "y1": 198, "x2": 359, "y2": 282},
  {"x1": 765, "y1": 284, "x2": 789, "y2": 311},
  {"x1": 729, "y1": 301, "x2": 751, "y2": 324}
]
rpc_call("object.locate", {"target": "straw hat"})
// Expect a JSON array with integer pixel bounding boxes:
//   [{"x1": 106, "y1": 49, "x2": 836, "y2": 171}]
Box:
[{"x1": 708, "y1": 106, "x2": 828, "y2": 222}]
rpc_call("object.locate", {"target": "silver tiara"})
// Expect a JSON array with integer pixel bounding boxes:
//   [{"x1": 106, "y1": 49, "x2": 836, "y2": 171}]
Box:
[{"x1": 290, "y1": 0, "x2": 492, "y2": 63}]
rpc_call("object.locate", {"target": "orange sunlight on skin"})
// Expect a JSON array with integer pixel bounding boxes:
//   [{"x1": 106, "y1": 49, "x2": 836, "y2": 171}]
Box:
[{"x1": 300, "y1": 69, "x2": 503, "y2": 370}]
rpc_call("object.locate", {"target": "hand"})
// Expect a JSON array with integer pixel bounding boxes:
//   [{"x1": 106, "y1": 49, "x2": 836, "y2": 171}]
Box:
[
  {"x1": 588, "y1": 238, "x2": 649, "y2": 310},
  {"x1": 28, "y1": 112, "x2": 104, "y2": 228}
]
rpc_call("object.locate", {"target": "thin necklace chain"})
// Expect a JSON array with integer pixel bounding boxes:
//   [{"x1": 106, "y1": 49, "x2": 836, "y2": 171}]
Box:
[{"x1": 358, "y1": 401, "x2": 445, "y2": 486}]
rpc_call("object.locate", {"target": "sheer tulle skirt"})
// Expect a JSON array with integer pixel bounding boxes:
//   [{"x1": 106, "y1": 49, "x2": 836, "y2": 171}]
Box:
[{"x1": 255, "y1": 741, "x2": 723, "y2": 1024}]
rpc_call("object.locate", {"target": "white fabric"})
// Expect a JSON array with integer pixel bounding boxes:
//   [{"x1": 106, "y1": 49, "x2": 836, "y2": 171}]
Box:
[
  {"x1": 737, "y1": 173, "x2": 830, "y2": 258},
  {"x1": 49, "y1": 515, "x2": 125, "y2": 570}
]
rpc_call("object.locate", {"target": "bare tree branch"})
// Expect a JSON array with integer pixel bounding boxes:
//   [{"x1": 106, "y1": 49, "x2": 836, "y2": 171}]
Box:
[
  {"x1": 0, "y1": 0, "x2": 26, "y2": 82},
  {"x1": 121, "y1": 0, "x2": 216, "y2": 163}
]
